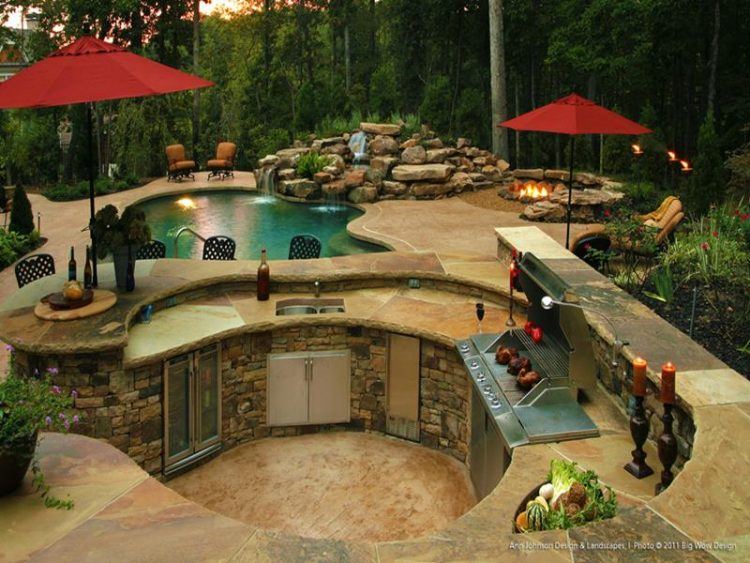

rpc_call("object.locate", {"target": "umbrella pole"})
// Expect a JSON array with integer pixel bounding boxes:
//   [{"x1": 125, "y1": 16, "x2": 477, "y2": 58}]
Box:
[
  {"x1": 565, "y1": 135, "x2": 575, "y2": 250},
  {"x1": 87, "y1": 102, "x2": 98, "y2": 287}
]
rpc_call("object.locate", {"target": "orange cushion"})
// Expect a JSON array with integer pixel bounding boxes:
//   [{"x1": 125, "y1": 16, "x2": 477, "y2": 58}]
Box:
[
  {"x1": 166, "y1": 144, "x2": 186, "y2": 163},
  {"x1": 207, "y1": 159, "x2": 231, "y2": 168},
  {"x1": 215, "y1": 142, "x2": 237, "y2": 161},
  {"x1": 169, "y1": 160, "x2": 195, "y2": 172}
]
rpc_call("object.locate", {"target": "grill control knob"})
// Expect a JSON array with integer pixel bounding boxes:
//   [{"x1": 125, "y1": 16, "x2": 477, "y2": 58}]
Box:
[
  {"x1": 470, "y1": 360, "x2": 479, "y2": 369},
  {"x1": 491, "y1": 398, "x2": 501, "y2": 408}
]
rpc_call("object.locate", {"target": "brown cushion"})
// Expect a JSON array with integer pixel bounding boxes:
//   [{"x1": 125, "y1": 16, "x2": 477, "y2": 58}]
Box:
[
  {"x1": 638, "y1": 196, "x2": 679, "y2": 223},
  {"x1": 165, "y1": 144, "x2": 186, "y2": 164},
  {"x1": 656, "y1": 200, "x2": 683, "y2": 229},
  {"x1": 568, "y1": 224, "x2": 606, "y2": 251},
  {"x1": 207, "y1": 159, "x2": 231, "y2": 168},
  {"x1": 215, "y1": 142, "x2": 237, "y2": 162},
  {"x1": 169, "y1": 160, "x2": 196, "y2": 172},
  {"x1": 656, "y1": 212, "x2": 684, "y2": 245}
]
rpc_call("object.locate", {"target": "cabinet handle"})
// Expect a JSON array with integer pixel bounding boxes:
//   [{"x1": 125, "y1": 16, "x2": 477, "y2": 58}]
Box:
[{"x1": 308, "y1": 358, "x2": 313, "y2": 381}]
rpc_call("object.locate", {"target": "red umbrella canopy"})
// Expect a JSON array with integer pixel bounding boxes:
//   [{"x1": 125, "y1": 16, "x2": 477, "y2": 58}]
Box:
[
  {"x1": 500, "y1": 93, "x2": 651, "y2": 136},
  {"x1": 0, "y1": 36, "x2": 213, "y2": 109}
]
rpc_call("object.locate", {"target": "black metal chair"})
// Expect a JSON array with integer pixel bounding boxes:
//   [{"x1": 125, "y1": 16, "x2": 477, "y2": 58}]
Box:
[
  {"x1": 202, "y1": 236, "x2": 236, "y2": 261},
  {"x1": 15, "y1": 253, "x2": 56, "y2": 288},
  {"x1": 135, "y1": 240, "x2": 167, "y2": 260},
  {"x1": 572, "y1": 234, "x2": 611, "y2": 272},
  {"x1": 288, "y1": 234, "x2": 322, "y2": 260}
]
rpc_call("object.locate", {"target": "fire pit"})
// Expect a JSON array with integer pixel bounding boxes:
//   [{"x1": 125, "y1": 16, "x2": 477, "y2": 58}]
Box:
[{"x1": 502, "y1": 180, "x2": 556, "y2": 203}]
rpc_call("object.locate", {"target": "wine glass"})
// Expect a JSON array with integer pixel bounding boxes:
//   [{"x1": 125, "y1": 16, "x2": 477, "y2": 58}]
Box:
[{"x1": 476, "y1": 302, "x2": 485, "y2": 334}]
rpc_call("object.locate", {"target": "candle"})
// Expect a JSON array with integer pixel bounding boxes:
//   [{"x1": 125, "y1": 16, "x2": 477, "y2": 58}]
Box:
[
  {"x1": 632, "y1": 357, "x2": 647, "y2": 397},
  {"x1": 661, "y1": 362, "x2": 676, "y2": 404}
]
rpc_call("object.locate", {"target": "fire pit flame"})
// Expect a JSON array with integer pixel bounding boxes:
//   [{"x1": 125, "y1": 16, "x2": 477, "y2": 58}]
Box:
[{"x1": 518, "y1": 181, "x2": 549, "y2": 201}]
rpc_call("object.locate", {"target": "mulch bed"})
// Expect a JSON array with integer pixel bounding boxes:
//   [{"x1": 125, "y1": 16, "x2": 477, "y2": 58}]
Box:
[
  {"x1": 636, "y1": 283, "x2": 750, "y2": 378},
  {"x1": 458, "y1": 187, "x2": 526, "y2": 213}
]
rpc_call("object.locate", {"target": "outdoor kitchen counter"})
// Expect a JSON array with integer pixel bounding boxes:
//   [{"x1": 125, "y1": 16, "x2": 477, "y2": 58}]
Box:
[{"x1": 0, "y1": 251, "x2": 521, "y2": 357}]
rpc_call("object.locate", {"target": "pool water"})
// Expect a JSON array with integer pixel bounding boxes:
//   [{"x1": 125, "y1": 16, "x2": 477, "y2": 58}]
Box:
[{"x1": 133, "y1": 191, "x2": 387, "y2": 260}]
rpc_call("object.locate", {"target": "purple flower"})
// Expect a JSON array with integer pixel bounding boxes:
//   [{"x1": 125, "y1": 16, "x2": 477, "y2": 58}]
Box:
[
  {"x1": 64, "y1": 420, "x2": 70, "y2": 431},
  {"x1": 71, "y1": 389, "x2": 78, "y2": 398},
  {"x1": 52, "y1": 385, "x2": 61, "y2": 395},
  {"x1": 45, "y1": 416, "x2": 52, "y2": 426},
  {"x1": 59, "y1": 412, "x2": 66, "y2": 420},
  {"x1": 4, "y1": 344, "x2": 13, "y2": 352},
  {"x1": 73, "y1": 415, "x2": 80, "y2": 425},
  {"x1": 47, "y1": 367, "x2": 59, "y2": 375}
]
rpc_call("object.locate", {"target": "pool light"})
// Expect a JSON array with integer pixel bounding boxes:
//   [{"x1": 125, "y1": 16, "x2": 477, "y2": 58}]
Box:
[{"x1": 176, "y1": 197, "x2": 196, "y2": 210}]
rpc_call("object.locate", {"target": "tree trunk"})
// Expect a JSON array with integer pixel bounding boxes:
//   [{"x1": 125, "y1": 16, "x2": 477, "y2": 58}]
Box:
[
  {"x1": 707, "y1": 0, "x2": 720, "y2": 115},
  {"x1": 514, "y1": 78, "x2": 521, "y2": 168},
  {"x1": 192, "y1": 0, "x2": 201, "y2": 160},
  {"x1": 449, "y1": 1, "x2": 465, "y2": 135},
  {"x1": 264, "y1": 0, "x2": 273, "y2": 97},
  {"x1": 344, "y1": 24, "x2": 351, "y2": 92},
  {"x1": 488, "y1": 0, "x2": 509, "y2": 159}
]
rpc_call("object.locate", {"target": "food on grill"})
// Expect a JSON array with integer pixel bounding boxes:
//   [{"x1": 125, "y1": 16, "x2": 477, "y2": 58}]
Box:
[
  {"x1": 531, "y1": 326, "x2": 544, "y2": 344},
  {"x1": 524, "y1": 321, "x2": 535, "y2": 335},
  {"x1": 507, "y1": 356, "x2": 531, "y2": 375},
  {"x1": 517, "y1": 369, "x2": 541, "y2": 389},
  {"x1": 495, "y1": 346, "x2": 519, "y2": 365}
]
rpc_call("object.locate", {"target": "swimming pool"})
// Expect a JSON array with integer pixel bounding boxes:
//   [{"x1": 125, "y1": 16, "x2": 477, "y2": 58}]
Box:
[{"x1": 132, "y1": 191, "x2": 387, "y2": 260}]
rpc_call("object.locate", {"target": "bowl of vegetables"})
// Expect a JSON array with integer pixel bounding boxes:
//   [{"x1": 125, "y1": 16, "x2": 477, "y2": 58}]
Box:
[{"x1": 514, "y1": 459, "x2": 618, "y2": 533}]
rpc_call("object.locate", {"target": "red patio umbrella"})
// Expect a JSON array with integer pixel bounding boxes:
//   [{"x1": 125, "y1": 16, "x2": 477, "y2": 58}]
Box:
[
  {"x1": 0, "y1": 36, "x2": 214, "y2": 285},
  {"x1": 500, "y1": 93, "x2": 652, "y2": 249}
]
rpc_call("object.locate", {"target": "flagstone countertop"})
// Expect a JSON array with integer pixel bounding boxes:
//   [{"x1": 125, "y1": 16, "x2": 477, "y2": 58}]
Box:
[{"x1": 1, "y1": 230, "x2": 749, "y2": 561}]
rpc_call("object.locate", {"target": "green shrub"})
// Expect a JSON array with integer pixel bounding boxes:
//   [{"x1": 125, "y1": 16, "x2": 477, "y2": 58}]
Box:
[
  {"x1": 684, "y1": 111, "x2": 725, "y2": 214},
  {"x1": 9, "y1": 185, "x2": 34, "y2": 236},
  {"x1": 0, "y1": 228, "x2": 31, "y2": 269},
  {"x1": 419, "y1": 75, "x2": 452, "y2": 135},
  {"x1": 296, "y1": 151, "x2": 328, "y2": 179},
  {"x1": 43, "y1": 177, "x2": 137, "y2": 202},
  {"x1": 620, "y1": 181, "x2": 665, "y2": 213},
  {"x1": 369, "y1": 64, "x2": 398, "y2": 117},
  {"x1": 455, "y1": 88, "x2": 487, "y2": 145}
]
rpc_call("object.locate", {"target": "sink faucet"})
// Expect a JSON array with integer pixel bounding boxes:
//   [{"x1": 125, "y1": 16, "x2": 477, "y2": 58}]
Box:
[{"x1": 314, "y1": 279, "x2": 321, "y2": 298}]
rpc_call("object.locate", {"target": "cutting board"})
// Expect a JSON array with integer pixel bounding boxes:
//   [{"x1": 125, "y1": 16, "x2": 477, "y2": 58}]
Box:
[{"x1": 34, "y1": 290, "x2": 117, "y2": 321}]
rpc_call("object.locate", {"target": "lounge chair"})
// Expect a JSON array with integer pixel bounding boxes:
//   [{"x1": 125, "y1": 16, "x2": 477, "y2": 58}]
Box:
[
  {"x1": 15, "y1": 253, "x2": 55, "y2": 288},
  {"x1": 136, "y1": 240, "x2": 167, "y2": 260},
  {"x1": 207, "y1": 142, "x2": 237, "y2": 181},
  {"x1": 289, "y1": 234, "x2": 322, "y2": 260},
  {"x1": 202, "y1": 236, "x2": 236, "y2": 261},
  {"x1": 166, "y1": 144, "x2": 196, "y2": 182}
]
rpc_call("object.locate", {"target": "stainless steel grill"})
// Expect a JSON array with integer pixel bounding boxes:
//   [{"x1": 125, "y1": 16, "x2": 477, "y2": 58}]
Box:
[{"x1": 458, "y1": 252, "x2": 599, "y2": 497}]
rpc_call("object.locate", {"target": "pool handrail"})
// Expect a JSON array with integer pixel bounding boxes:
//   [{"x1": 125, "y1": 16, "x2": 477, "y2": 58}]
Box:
[{"x1": 173, "y1": 226, "x2": 207, "y2": 258}]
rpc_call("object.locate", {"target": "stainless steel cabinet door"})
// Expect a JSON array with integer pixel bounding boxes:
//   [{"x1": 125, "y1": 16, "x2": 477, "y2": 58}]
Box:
[
  {"x1": 166, "y1": 354, "x2": 193, "y2": 466},
  {"x1": 308, "y1": 351, "x2": 351, "y2": 424},
  {"x1": 267, "y1": 353, "x2": 309, "y2": 426}
]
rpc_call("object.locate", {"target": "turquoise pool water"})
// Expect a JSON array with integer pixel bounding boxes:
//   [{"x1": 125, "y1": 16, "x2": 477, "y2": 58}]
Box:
[{"x1": 133, "y1": 191, "x2": 387, "y2": 260}]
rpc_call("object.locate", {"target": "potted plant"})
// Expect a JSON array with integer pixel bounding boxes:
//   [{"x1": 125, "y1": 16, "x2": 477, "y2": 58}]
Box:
[
  {"x1": 92, "y1": 204, "x2": 151, "y2": 290},
  {"x1": 0, "y1": 348, "x2": 78, "y2": 508}
]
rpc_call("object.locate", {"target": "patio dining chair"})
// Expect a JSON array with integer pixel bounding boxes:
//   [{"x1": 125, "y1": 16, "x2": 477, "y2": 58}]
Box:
[
  {"x1": 202, "y1": 236, "x2": 236, "y2": 261},
  {"x1": 15, "y1": 253, "x2": 56, "y2": 288},
  {"x1": 136, "y1": 240, "x2": 167, "y2": 260},
  {"x1": 165, "y1": 144, "x2": 196, "y2": 182},
  {"x1": 207, "y1": 142, "x2": 237, "y2": 181},
  {"x1": 289, "y1": 234, "x2": 322, "y2": 260}
]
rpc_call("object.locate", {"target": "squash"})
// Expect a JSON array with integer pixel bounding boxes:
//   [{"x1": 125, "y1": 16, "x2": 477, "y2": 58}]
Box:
[
  {"x1": 63, "y1": 280, "x2": 84, "y2": 301},
  {"x1": 526, "y1": 499, "x2": 547, "y2": 531},
  {"x1": 515, "y1": 510, "x2": 528, "y2": 532}
]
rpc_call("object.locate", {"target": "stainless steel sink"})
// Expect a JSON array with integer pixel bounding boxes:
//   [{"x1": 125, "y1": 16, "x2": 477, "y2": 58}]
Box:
[{"x1": 275, "y1": 298, "x2": 345, "y2": 316}]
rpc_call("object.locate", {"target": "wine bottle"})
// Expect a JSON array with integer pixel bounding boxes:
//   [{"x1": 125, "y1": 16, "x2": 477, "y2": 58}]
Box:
[
  {"x1": 83, "y1": 246, "x2": 93, "y2": 289},
  {"x1": 257, "y1": 248, "x2": 270, "y2": 301},
  {"x1": 68, "y1": 246, "x2": 76, "y2": 281},
  {"x1": 125, "y1": 245, "x2": 135, "y2": 292}
]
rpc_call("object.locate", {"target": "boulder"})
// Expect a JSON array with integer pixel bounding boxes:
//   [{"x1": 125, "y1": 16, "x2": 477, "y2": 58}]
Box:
[
  {"x1": 279, "y1": 179, "x2": 320, "y2": 200},
  {"x1": 400, "y1": 138, "x2": 419, "y2": 149},
  {"x1": 322, "y1": 180, "x2": 347, "y2": 196},
  {"x1": 343, "y1": 132, "x2": 350, "y2": 142},
  {"x1": 360, "y1": 122, "x2": 403, "y2": 136},
  {"x1": 549, "y1": 188, "x2": 624, "y2": 206},
  {"x1": 313, "y1": 171, "x2": 333, "y2": 184},
  {"x1": 466, "y1": 147, "x2": 481, "y2": 158},
  {"x1": 544, "y1": 169, "x2": 570, "y2": 182},
  {"x1": 258, "y1": 155, "x2": 279, "y2": 167},
  {"x1": 344, "y1": 169, "x2": 366, "y2": 188},
  {"x1": 370, "y1": 156, "x2": 399, "y2": 177},
  {"x1": 456, "y1": 137, "x2": 471, "y2": 149},
  {"x1": 276, "y1": 147, "x2": 310, "y2": 168},
  {"x1": 522, "y1": 200, "x2": 567, "y2": 221},
  {"x1": 326, "y1": 154, "x2": 346, "y2": 172},
  {"x1": 426, "y1": 148, "x2": 454, "y2": 163},
  {"x1": 512, "y1": 168, "x2": 545, "y2": 181},
  {"x1": 401, "y1": 145, "x2": 427, "y2": 164},
  {"x1": 449, "y1": 172, "x2": 473, "y2": 193},
  {"x1": 423, "y1": 138, "x2": 444, "y2": 149},
  {"x1": 392, "y1": 164, "x2": 453, "y2": 183},
  {"x1": 481, "y1": 165, "x2": 503, "y2": 182},
  {"x1": 473, "y1": 156, "x2": 490, "y2": 167},
  {"x1": 321, "y1": 143, "x2": 349, "y2": 156},
  {"x1": 469, "y1": 172, "x2": 486, "y2": 183},
  {"x1": 409, "y1": 182, "x2": 454, "y2": 198},
  {"x1": 278, "y1": 168, "x2": 296, "y2": 181},
  {"x1": 347, "y1": 185, "x2": 379, "y2": 203},
  {"x1": 382, "y1": 181, "x2": 408, "y2": 196},
  {"x1": 369, "y1": 135, "x2": 400, "y2": 155},
  {"x1": 496, "y1": 159, "x2": 511, "y2": 172},
  {"x1": 322, "y1": 165, "x2": 341, "y2": 177},
  {"x1": 574, "y1": 172, "x2": 599, "y2": 186},
  {"x1": 365, "y1": 167, "x2": 385, "y2": 187}
]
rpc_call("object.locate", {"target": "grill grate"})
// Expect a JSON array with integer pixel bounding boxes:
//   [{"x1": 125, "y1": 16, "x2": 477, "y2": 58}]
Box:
[{"x1": 512, "y1": 329, "x2": 568, "y2": 380}]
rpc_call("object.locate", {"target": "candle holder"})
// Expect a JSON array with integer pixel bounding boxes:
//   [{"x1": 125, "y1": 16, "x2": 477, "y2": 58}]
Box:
[
  {"x1": 656, "y1": 403, "x2": 678, "y2": 494},
  {"x1": 624, "y1": 395, "x2": 654, "y2": 479}
]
